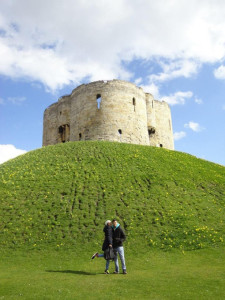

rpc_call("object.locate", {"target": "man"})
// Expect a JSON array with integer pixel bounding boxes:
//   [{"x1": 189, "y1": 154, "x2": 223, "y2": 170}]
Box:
[{"x1": 112, "y1": 218, "x2": 127, "y2": 274}]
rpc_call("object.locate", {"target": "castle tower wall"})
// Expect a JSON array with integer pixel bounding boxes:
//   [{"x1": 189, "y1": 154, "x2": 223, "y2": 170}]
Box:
[
  {"x1": 69, "y1": 80, "x2": 149, "y2": 145},
  {"x1": 43, "y1": 96, "x2": 71, "y2": 146},
  {"x1": 42, "y1": 80, "x2": 174, "y2": 150},
  {"x1": 145, "y1": 93, "x2": 158, "y2": 147},
  {"x1": 43, "y1": 103, "x2": 58, "y2": 146},
  {"x1": 154, "y1": 100, "x2": 174, "y2": 150}
]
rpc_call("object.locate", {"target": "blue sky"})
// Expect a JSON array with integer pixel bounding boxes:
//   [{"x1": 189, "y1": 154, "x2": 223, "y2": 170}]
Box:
[{"x1": 0, "y1": 0, "x2": 225, "y2": 165}]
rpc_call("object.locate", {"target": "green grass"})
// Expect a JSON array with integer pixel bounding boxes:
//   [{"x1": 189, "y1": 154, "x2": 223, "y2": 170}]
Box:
[
  {"x1": 0, "y1": 141, "x2": 224, "y2": 251},
  {"x1": 0, "y1": 141, "x2": 225, "y2": 299},
  {"x1": 0, "y1": 247, "x2": 224, "y2": 299}
]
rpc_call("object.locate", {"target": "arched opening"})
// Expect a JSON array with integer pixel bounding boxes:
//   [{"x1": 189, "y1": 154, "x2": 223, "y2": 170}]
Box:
[
  {"x1": 148, "y1": 128, "x2": 155, "y2": 136},
  {"x1": 148, "y1": 127, "x2": 155, "y2": 137},
  {"x1": 148, "y1": 127, "x2": 156, "y2": 145},
  {"x1": 58, "y1": 124, "x2": 70, "y2": 143},
  {"x1": 118, "y1": 129, "x2": 122, "y2": 142}
]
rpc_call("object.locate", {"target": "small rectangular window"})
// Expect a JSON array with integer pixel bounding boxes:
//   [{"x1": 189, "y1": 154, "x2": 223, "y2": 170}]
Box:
[
  {"x1": 96, "y1": 94, "x2": 101, "y2": 109},
  {"x1": 133, "y1": 97, "x2": 136, "y2": 112}
]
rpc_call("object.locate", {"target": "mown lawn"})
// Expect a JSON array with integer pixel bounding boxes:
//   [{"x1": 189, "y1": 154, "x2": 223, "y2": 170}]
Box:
[{"x1": 0, "y1": 247, "x2": 224, "y2": 299}]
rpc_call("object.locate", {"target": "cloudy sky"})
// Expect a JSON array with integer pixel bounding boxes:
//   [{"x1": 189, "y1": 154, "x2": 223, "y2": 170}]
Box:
[{"x1": 0, "y1": 0, "x2": 225, "y2": 165}]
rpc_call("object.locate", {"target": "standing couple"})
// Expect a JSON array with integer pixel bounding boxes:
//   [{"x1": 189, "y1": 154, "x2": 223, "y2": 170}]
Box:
[{"x1": 91, "y1": 218, "x2": 127, "y2": 275}]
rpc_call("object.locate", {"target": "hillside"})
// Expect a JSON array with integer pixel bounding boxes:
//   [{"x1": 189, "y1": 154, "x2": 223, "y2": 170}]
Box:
[{"x1": 0, "y1": 141, "x2": 224, "y2": 251}]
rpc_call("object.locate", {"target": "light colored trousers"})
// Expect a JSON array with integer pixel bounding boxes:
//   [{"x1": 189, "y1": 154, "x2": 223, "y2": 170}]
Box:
[{"x1": 114, "y1": 246, "x2": 126, "y2": 272}]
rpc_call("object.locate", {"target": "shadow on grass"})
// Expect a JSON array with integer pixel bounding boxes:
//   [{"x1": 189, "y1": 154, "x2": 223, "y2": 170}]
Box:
[{"x1": 46, "y1": 270, "x2": 97, "y2": 276}]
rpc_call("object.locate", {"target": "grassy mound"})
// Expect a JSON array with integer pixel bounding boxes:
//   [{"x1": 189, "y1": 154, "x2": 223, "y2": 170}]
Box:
[{"x1": 0, "y1": 141, "x2": 224, "y2": 251}]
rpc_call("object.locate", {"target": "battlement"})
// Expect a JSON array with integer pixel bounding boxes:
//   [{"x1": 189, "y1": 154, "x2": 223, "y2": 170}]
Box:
[{"x1": 43, "y1": 80, "x2": 174, "y2": 149}]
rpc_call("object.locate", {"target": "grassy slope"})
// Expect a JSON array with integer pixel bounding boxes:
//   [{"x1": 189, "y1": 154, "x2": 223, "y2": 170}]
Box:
[{"x1": 0, "y1": 141, "x2": 224, "y2": 251}]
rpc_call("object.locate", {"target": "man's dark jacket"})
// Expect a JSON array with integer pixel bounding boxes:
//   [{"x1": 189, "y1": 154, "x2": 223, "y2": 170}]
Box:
[
  {"x1": 112, "y1": 225, "x2": 126, "y2": 248},
  {"x1": 102, "y1": 225, "x2": 113, "y2": 251}
]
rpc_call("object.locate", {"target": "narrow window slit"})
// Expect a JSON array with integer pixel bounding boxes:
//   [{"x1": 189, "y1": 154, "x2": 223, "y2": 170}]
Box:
[
  {"x1": 96, "y1": 94, "x2": 102, "y2": 109},
  {"x1": 118, "y1": 129, "x2": 122, "y2": 142},
  {"x1": 133, "y1": 97, "x2": 136, "y2": 112}
]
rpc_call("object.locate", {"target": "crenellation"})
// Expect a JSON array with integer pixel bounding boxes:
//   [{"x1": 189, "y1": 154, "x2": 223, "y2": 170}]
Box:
[{"x1": 43, "y1": 80, "x2": 174, "y2": 150}]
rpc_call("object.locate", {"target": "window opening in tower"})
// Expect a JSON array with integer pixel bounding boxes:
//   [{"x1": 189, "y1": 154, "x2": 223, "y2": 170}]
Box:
[
  {"x1": 133, "y1": 97, "x2": 136, "y2": 112},
  {"x1": 58, "y1": 124, "x2": 70, "y2": 143},
  {"x1": 96, "y1": 94, "x2": 102, "y2": 109}
]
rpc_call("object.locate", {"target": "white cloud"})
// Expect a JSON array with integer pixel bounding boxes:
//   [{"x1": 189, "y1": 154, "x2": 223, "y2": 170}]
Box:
[
  {"x1": 160, "y1": 91, "x2": 193, "y2": 105},
  {"x1": 184, "y1": 121, "x2": 204, "y2": 132},
  {"x1": 173, "y1": 131, "x2": 186, "y2": 141},
  {"x1": 0, "y1": 96, "x2": 26, "y2": 105},
  {"x1": 0, "y1": 144, "x2": 27, "y2": 164},
  {"x1": 140, "y1": 78, "x2": 196, "y2": 106},
  {"x1": 134, "y1": 77, "x2": 142, "y2": 85},
  {"x1": 195, "y1": 97, "x2": 203, "y2": 104},
  {"x1": 8, "y1": 96, "x2": 26, "y2": 105},
  {"x1": 214, "y1": 65, "x2": 225, "y2": 79},
  {"x1": 149, "y1": 59, "x2": 200, "y2": 83},
  {"x1": 141, "y1": 83, "x2": 160, "y2": 99},
  {"x1": 1, "y1": 1, "x2": 225, "y2": 91}
]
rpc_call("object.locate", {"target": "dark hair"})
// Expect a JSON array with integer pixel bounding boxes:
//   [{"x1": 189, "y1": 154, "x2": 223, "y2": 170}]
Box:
[{"x1": 112, "y1": 219, "x2": 117, "y2": 222}]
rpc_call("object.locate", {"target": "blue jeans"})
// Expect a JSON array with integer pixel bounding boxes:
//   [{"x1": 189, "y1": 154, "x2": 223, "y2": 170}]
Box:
[
  {"x1": 114, "y1": 246, "x2": 126, "y2": 272},
  {"x1": 98, "y1": 254, "x2": 110, "y2": 270}
]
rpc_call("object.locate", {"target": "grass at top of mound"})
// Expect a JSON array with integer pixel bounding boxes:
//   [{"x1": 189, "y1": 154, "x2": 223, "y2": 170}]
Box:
[{"x1": 0, "y1": 141, "x2": 224, "y2": 251}]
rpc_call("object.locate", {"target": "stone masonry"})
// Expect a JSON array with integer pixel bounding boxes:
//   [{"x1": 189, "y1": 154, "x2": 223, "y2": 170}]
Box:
[{"x1": 43, "y1": 80, "x2": 174, "y2": 150}]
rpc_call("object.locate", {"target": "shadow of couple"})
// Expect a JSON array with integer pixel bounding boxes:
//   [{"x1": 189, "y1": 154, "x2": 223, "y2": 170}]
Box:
[{"x1": 46, "y1": 270, "x2": 97, "y2": 276}]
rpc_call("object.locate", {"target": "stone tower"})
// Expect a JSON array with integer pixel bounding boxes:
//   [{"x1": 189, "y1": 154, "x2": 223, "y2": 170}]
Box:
[{"x1": 43, "y1": 80, "x2": 174, "y2": 150}]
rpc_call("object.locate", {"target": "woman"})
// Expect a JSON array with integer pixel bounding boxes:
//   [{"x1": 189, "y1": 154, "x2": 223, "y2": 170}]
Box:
[{"x1": 91, "y1": 220, "x2": 113, "y2": 274}]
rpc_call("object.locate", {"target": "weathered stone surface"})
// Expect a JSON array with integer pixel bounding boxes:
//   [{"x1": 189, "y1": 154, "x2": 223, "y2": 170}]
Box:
[{"x1": 43, "y1": 80, "x2": 174, "y2": 150}]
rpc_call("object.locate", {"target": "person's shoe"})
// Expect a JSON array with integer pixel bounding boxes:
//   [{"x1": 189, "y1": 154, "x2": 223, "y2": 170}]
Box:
[
  {"x1": 113, "y1": 271, "x2": 119, "y2": 274},
  {"x1": 104, "y1": 270, "x2": 109, "y2": 274},
  {"x1": 123, "y1": 269, "x2": 127, "y2": 274},
  {"x1": 91, "y1": 252, "x2": 98, "y2": 259}
]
